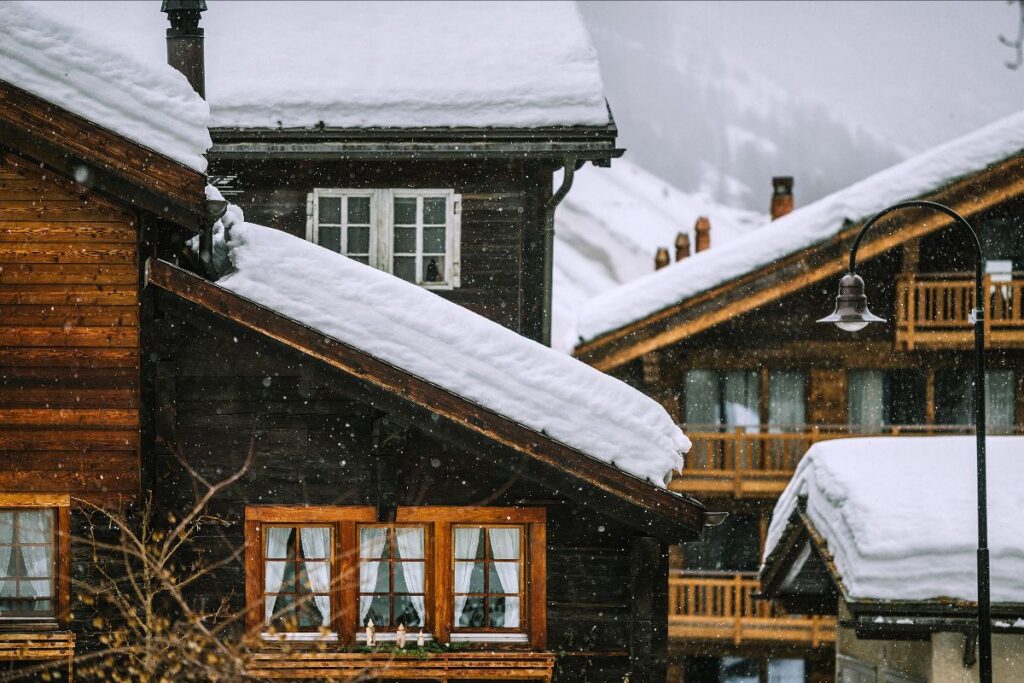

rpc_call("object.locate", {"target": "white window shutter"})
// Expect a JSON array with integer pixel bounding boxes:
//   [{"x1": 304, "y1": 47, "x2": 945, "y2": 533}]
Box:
[{"x1": 305, "y1": 191, "x2": 315, "y2": 243}]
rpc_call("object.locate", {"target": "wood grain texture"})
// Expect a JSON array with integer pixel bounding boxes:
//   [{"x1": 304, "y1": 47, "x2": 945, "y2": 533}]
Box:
[{"x1": 0, "y1": 154, "x2": 140, "y2": 503}]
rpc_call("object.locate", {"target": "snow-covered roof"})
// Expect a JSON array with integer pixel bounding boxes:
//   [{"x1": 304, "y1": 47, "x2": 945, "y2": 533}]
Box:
[
  {"x1": 34, "y1": 1, "x2": 610, "y2": 130},
  {"x1": 764, "y1": 436, "x2": 1024, "y2": 604},
  {"x1": 554, "y1": 159, "x2": 765, "y2": 351},
  {"x1": 205, "y1": 202, "x2": 688, "y2": 487},
  {"x1": 576, "y1": 109, "x2": 1024, "y2": 345},
  {"x1": 0, "y1": 1, "x2": 210, "y2": 172}
]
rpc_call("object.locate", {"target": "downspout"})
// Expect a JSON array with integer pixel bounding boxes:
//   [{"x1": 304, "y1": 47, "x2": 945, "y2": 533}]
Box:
[{"x1": 541, "y1": 156, "x2": 576, "y2": 346}]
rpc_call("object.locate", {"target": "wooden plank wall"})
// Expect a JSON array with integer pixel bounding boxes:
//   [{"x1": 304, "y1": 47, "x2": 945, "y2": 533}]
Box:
[{"x1": 0, "y1": 153, "x2": 139, "y2": 502}]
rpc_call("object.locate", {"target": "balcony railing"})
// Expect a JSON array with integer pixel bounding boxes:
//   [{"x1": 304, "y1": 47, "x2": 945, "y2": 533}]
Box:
[
  {"x1": 668, "y1": 572, "x2": 834, "y2": 649},
  {"x1": 896, "y1": 272, "x2": 1024, "y2": 349},
  {"x1": 673, "y1": 424, "x2": 1023, "y2": 498}
]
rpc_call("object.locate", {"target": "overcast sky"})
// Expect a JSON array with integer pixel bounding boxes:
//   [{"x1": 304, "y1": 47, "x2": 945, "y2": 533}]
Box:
[{"x1": 579, "y1": 1, "x2": 1024, "y2": 210}]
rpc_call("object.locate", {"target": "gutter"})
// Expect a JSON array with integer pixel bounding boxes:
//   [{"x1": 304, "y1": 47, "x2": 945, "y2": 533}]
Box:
[{"x1": 541, "y1": 156, "x2": 576, "y2": 346}]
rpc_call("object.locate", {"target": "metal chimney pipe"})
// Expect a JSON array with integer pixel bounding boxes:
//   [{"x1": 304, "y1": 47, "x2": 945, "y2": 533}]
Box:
[{"x1": 161, "y1": 0, "x2": 207, "y2": 98}]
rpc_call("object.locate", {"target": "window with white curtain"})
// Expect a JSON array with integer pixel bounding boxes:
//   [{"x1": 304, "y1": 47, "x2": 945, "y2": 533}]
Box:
[
  {"x1": 848, "y1": 370, "x2": 927, "y2": 430},
  {"x1": 306, "y1": 189, "x2": 461, "y2": 289},
  {"x1": 453, "y1": 526, "x2": 523, "y2": 630},
  {"x1": 358, "y1": 525, "x2": 426, "y2": 630},
  {"x1": 263, "y1": 526, "x2": 332, "y2": 632},
  {"x1": 0, "y1": 509, "x2": 55, "y2": 618},
  {"x1": 935, "y1": 368, "x2": 1016, "y2": 429},
  {"x1": 767, "y1": 371, "x2": 806, "y2": 430},
  {"x1": 684, "y1": 369, "x2": 760, "y2": 429}
]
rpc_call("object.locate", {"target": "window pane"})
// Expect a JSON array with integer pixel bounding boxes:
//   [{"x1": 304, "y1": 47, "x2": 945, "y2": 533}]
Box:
[
  {"x1": 360, "y1": 561, "x2": 390, "y2": 594},
  {"x1": 888, "y1": 370, "x2": 926, "y2": 425},
  {"x1": 488, "y1": 528, "x2": 520, "y2": 560},
  {"x1": 351, "y1": 255, "x2": 370, "y2": 265},
  {"x1": 348, "y1": 196, "x2": 371, "y2": 224},
  {"x1": 298, "y1": 597, "x2": 327, "y2": 628},
  {"x1": 394, "y1": 595, "x2": 423, "y2": 627},
  {"x1": 395, "y1": 527, "x2": 424, "y2": 559},
  {"x1": 265, "y1": 561, "x2": 292, "y2": 593},
  {"x1": 393, "y1": 256, "x2": 416, "y2": 282},
  {"x1": 488, "y1": 562, "x2": 519, "y2": 594},
  {"x1": 488, "y1": 596, "x2": 520, "y2": 628},
  {"x1": 299, "y1": 528, "x2": 330, "y2": 559},
  {"x1": 768, "y1": 370, "x2": 806, "y2": 428},
  {"x1": 19, "y1": 546, "x2": 52, "y2": 579},
  {"x1": 23, "y1": 579, "x2": 51, "y2": 599},
  {"x1": 455, "y1": 561, "x2": 485, "y2": 593},
  {"x1": 361, "y1": 595, "x2": 390, "y2": 626},
  {"x1": 18, "y1": 511, "x2": 50, "y2": 544},
  {"x1": 722, "y1": 371, "x2": 760, "y2": 428},
  {"x1": 458, "y1": 596, "x2": 485, "y2": 627},
  {"x1": 987, "y1": 369, "x2": 1015, "y2": 428},
  {"x1": 393, "y1": 226, "x2": 416, "y2": 254},
  {"x1": 318, "y1": 196, "x2": 341, "y2": 224},
  {"x1": 0, "y1": 513, "x2": 13, "y2": 547},
  {"x1": 0, "y1": 579, "x2": 15, "y2": 597},
  {"x1": 347, "y1": 225, "x2": 370, "y2": 255},
  {"x1": 318, "y1": 225, "x2": 342, "y2": 253},
  {"x1": 394, "y1": 197, "x2": 417, "y2": 225},
  {"x1": 423, "y1": 197, "x2": 446, "y2": 224},
  {"x1": 30, "y1": 599, "x2": 52, "y2": 613},
  {"x1": 265, "y1": 527, "x2": 293, "y2": 559},
  {"x1": 423, "y1": 256, "x2": 444, "y2": 283},
  {"x1": 685, "y1": 370, "x2": 721, "y2": 425},
  {"x1": 423, "y1": 225, "x2": 445, "y2": 253},
  {"x1": 454, "y1": 528, "x2": 484, "y2": 559},
  {"x1": 360, "y1": 527, "x2": 389, "y2": 560},
  {"x1": 848, "y1": 370, "x2": 885, "y2": 429}
]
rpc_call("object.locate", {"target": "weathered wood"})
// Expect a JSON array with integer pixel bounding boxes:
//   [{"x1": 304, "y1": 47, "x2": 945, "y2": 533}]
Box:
[{"x1": 246, "y1": 651, "x2": 555, "y2": 681}]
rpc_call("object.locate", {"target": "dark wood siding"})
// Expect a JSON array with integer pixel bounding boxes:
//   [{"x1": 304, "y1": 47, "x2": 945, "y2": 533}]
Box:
[
  {"x1": 144, "y1": 291, "x2": 661, "y2": 681},
  {"x1": 0, "y1": 153, "x2": 139, "y2": 502},
  {"x1": 208, "y1": 158, "x2": 551, "y2": 337}
]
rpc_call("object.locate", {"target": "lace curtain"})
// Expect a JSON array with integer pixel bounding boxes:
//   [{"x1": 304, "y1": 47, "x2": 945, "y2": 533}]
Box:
[
  {"x1": 487, "y1": 529, "x2": 520, "y2": 628},
  {"x1": 359, "y1": 528, "x2": 388, "y2": 624},
  {"x1": 453, "y1": 528, "x2": 481, "y2": 625},
  {"x1": 299, "y1": 527, "x2": 331, "y2": 626},
  {"x1": 264, "y1": 527, "x2": 292, "y2": 625}
]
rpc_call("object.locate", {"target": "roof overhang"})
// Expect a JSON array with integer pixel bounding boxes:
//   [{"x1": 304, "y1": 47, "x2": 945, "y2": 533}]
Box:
[
  {"x1": 574, "y1": 150, "x2": 1024, "y2": 371},
  {"x1": 0, "y1": 79, "x2": 206, "y2": 231},
  {"x1": 146, "y1": 258, "x2": 706, "y2": 543},
  {"x1": 209, "y1": 125, "x2": 623, "y2": 165}
]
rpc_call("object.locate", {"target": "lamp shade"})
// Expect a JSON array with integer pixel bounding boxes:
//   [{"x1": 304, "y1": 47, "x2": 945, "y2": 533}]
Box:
[{"x1": 817, "y1": 273, "x2": 885, "y2": 332}]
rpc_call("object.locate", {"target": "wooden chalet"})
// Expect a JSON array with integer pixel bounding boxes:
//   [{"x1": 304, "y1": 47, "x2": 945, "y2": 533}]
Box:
[
  {"x1": 572, "y1": 117, "x2": 1024, "y2": 680},
  {"x1": 0, "y1": 3, "x2": 709, "y2": 681}
]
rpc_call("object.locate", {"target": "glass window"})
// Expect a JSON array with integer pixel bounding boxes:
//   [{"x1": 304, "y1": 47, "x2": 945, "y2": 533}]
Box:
[
  {"x1": 767, "y1": 371, "x2": 806, "y2": 430},
  {"x1": 684, "y1": 370, "x2": 759, "y2": 429},
  {"x1": 358, "y1": 526, "x2": 426, "y2": 630},
  {"x1": 935, "y1": 369, "x2": 1016, "y2": 429},
  {"x1": 0, "y1": 509, "x2": 55, "y2": 618},
  {"x1": 391, "y1": 194, "x2": 449, "y2": 285},
  {"x1": 848, "y1": 370, "x2": 926, "y2": 430},
  {"x1": 263, "y1": 526, "x2": 332, "y2": 631},
  {"x1": 453, "y1": 526, "x2": 524, "y2": 630}
]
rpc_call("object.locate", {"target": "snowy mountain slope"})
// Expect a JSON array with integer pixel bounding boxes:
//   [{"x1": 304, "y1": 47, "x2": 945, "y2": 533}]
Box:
[{"x1": 552, "y1": 159, "x2": 766, "y2": 351}]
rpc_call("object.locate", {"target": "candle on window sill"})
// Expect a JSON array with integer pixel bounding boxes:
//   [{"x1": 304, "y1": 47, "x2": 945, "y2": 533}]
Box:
[
  {"x1": 366, "y1": 619, "x2": 375, "y2": 646},
  {"x1": 397, "y1": 623, "x2": 406, "y2": 649},
  {"x1": 417, "y1": 629, "x2": 425, "y2": 647}
]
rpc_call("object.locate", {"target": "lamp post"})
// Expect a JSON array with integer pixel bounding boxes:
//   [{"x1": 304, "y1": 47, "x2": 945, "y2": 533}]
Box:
[{"x1": 818, "y1": 199, "x2": 992, "y2": 683}]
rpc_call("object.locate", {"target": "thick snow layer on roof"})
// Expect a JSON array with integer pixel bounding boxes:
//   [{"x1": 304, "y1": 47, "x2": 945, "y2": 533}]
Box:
[
  {"x1": 0, "y1": 2, "x2": 210, "y2": 172},
  {"x1": 39, "y1": 1, "x2": 609, "y2": 130},
  {"x1": 576, "y1": 109, "x2": 1024, "y2": 344},
  {"x1": 765, "y1": 436, "x2": 1024, "y2": 604},
  {"x1": 206, "y1": 206, "x2": 688, "y2": 486},
  {"x1": 553, "y1": 160, "x2": 765, "y2": 351}
]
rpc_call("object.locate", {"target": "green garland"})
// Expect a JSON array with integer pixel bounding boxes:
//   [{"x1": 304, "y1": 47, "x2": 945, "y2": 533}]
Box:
[{"x1": 354, "y1": 641, "x2": 471, "y2": 660}]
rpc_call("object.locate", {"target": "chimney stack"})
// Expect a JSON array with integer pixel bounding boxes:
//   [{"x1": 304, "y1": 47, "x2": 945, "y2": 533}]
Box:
[
  {"x1": 654, "y1": 247, "x2": 670, "y2": 270},
  {"x1": 770, "y1": 176, "x2": 794, "y2": 220},
  {"x1": 675, "y1": 232, "x2": 691, "y2": 262},
  {"x1": 161, "y1": 0, "x2": 207, "y2": 98},
  {"x1": 694, "y1": 216, "x2": 711, "y2": 253}
]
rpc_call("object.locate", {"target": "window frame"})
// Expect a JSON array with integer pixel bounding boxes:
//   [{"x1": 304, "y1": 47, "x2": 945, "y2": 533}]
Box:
[
  {"x1": 450, "y1": 523, "x2": 527, "y2": 635},
  {"x1": 0, "y1": 494, "x2": 71, "y2": 628},
  {"x1": 244, "y1": 506, "x2": 544, "y2": 648},
  {"x1": 261, "y1": 523, "x2": 335, "y2": 634},
  {"x1": 306, "y1": 188, "x2": 462, "y2": 290},
  {"x1": 355, "y1": 523, "x2": 432, "y2": 634}
]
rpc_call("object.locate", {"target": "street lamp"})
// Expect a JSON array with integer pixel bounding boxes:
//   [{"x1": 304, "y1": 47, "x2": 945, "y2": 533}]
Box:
[{"x1": 819, "y1": 199, "x2": 992, "y2": 683}]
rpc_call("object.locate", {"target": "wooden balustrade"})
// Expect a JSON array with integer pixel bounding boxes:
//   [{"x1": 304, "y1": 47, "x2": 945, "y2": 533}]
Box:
[
  {"x1": 673, "y1": 424, "x2": 1021, "y2": 498},
  {"x1": 668, "y1": 573, "x2": 834, "y2": 649},
  {"x1": 896, "y1": 273, "x2": 1024, "y2": 349}
]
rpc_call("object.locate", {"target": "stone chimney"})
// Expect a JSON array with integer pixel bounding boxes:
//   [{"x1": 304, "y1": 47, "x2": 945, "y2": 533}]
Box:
[
  {"x1": 161, "y1": 0, "x2": 207, "y2": 98},
  {"x1": 694, "y1": 216, "x2": 711, "y2": 253},
  {"x1": 674, "y1": 232, "x2": 690, "y2": 262},
  {"x1": 654, "y1": 247, "x2": 670, "y2": 270},
  {"x1": 770, "y1": 176, "x2": 794, "y2": 220}
]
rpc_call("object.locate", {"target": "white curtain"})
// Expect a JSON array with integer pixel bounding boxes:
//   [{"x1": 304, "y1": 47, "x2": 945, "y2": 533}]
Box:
[
  {"x1": 453, "y1": 528, "x2": 481, "y2": 625},
  {"x1": 0, "y1": 513, "x2": 14, "y2": 603},
  {"x1": 18, "y1": 511, "x2": 51, "y2": 601},
  {"x1": 299, "y1": 527, "x2": 331, "y2": 626},
  {"x1": 723, "y1": 371, "x2": 760, "y2": 430},
  {"x1": 848, "y1": 370, "x2": 885, "y2": 430},
  {"x1": 487, "y1": 529, "x2": 521, "y2": 628},
  {"x1": 684, "y1": 370, "x2": 720, "y2": 425},
  {"x1": 359, "y1": 528, "x2": 388, "y2": 624},
  {"x1": 264, "y1": 527, "x2": 292, "y2": 624},
  {"x1": 986, "y1": 370, "x2": 1016, "y2": 429},
  {"x1": 395, "y1": 527, "x2": 425, "y2": 626}
]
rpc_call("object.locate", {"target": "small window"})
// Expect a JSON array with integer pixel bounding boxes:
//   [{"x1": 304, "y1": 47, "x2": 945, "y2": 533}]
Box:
[
  {"x1": 453, "y1": 526, "x2": 524, "y2": 630},
  {"x1": 263, "y1": 525, "x2": 332, "y2": 632},
  {"x1": 358, "y1": 525, "x2": 427, "y2": 630},
  {"x1": 0, "y1": 509, "x2": 55, "y2": 619},
  {"x1": 307, "y1": 189, "x2": 461, "y2": 289}
]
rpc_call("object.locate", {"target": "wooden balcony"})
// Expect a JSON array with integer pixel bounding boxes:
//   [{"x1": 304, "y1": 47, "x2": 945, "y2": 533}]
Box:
[
  {"x1": 669, "y1": 572, "x2": 834, "y2": 651},
  {"x1": 896, "y1": 272, "x2": 1024, "y2": 349},
  {"x1": 671, "y1": 424, "x2": 1022, "y2": 499}
]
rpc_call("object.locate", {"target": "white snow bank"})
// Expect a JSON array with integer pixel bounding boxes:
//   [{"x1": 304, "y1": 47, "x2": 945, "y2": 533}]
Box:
[
  {"x1": 554, "y1": 160, "x2": 765, "y2": 351},
  {"x1": 576, "y1": 109, "x2": 1024, "y2": 344},
  {"x1": 765, "y1": 436, "x2": 1024, "y2": 604},
  {"x1": 208, "y1": 206, "x2": 688, "y2": 487},
  {"x1": 40, "y1": 1, "x2": 609, "y2": 130},
  {"x1": 0, "y1": 2, "x2": 210, "y2": 172}
]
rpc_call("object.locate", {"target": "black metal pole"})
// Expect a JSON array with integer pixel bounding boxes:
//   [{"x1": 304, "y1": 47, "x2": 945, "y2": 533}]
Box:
[{"x1": 847, "y1": 200, "x2": 991, "y2": 683}]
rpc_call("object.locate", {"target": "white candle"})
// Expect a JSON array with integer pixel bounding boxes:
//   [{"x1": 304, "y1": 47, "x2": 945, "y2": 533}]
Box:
[
  {"x1": 365, "y1": 619, "x2": 375, "y2": 646},
  {"x1": 397, "y1": 623, "x2": 406, "y2": 649},
  {"x1": 417, "y1": 629, "x2": 425, "y2": 647}
]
